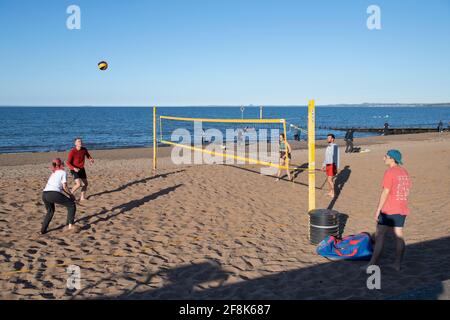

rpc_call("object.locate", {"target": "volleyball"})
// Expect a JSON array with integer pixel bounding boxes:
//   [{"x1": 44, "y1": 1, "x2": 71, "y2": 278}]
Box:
[{"x1": 98, "y1": 61, "x2": 108, "y2": 71}]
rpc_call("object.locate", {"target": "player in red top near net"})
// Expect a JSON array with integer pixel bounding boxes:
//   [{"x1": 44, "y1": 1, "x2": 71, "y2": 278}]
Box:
[{"x1": 66, "y1": 137, "x2": 94, "y2": 202}]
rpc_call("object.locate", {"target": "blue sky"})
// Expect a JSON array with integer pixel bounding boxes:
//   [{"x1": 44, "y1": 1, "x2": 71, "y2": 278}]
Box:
[{"x1": 0, "y1": 0, "x2": 449, "y2": 106}]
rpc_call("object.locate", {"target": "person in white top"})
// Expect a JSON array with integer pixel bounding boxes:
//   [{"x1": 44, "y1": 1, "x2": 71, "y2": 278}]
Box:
[
  {"x1": 321, "y1": 134, "x2": 340, "y2": 198},
  {"x1": 41, "y1": 158, "x2": 77, "y2": 234}
]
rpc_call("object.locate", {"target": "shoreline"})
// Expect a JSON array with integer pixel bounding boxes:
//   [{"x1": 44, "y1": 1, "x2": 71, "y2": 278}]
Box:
[{"x1": 0, "y1": 132, "x2": 446, "y2": 167}]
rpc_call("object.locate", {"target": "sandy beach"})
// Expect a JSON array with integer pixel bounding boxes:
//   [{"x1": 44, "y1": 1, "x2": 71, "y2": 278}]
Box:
[{"x1": 0, "y1": 132, "x2": 449, "y2": 300}]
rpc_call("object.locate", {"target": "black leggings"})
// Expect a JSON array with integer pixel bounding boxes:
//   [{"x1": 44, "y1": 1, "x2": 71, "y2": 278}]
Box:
[{"x1": 41, "y1": 191, "x2": 76, "y2": 234}]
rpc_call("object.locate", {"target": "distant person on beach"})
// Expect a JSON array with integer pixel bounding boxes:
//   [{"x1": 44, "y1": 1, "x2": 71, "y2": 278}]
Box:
[
  {"x1": 201, "y1": 128, "x2": 211, "y2": 144},
  {"x1": 41, "y1": 158, "x2": 77, "y2": 234},
  {"x1": 344, "y1": 129, "x2": 354, "y2": 153},
  {"x1": 237, "y1": 128, "x2": 244, "y2": 145},
  {"x1": 365, "y1": 149, "x2": 411, "y2": 272},
  {"x1": 66, "y1": 138, "x2": 94, "y2": 202},
  {"x1": 383, "y1": 122, "x2": 389, "y2": 136},
  {"x1": 437, "y1": 120, "x2": 443, "y2": 133},
  {"x1": 321, "y1": 133, "x2": 340, "y2": 198},
  {"x1": 294, "y1": 128, "x2": 301, "y2": 141},
  {"x1": 277, "y1": 133, "x2": 292, "y2": 181}
]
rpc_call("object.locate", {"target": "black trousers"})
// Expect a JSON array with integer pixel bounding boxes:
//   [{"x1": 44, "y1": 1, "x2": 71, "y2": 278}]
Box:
[
  {"x1": 41, "y1": 191, "x2": 76, "y2": 234},
  {"x1": 345, "y1": 140, "x2": 354, "y2": 153}
]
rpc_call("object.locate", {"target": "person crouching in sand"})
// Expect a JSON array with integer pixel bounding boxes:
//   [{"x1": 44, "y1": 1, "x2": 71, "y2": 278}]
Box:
[
  {"x1": 41, "y1": 158, "x2": 77, "y2": 234},
  {"x1": 66, "y1": 137, "x2": 94, "y2": 201},
  {"x1": 365, "y1": 149, "x2": 412, "y2": 271}
]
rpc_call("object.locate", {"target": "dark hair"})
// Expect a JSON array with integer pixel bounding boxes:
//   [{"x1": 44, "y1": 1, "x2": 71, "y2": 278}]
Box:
[
  {"x1": 327, "y1": 133, "x2": 335, "y2": 139},
  {"x1": 74, "y1": 137, "x2": 82, "y2": 142},
  {"x1": 279, "y1": 133, "x2": 285, "y2": 139}
]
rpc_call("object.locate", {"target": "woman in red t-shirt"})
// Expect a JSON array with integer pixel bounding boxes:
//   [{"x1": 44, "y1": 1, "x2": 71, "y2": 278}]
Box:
[{"x1": 365, "y1": 149, "x2": 412, "y2": 272}]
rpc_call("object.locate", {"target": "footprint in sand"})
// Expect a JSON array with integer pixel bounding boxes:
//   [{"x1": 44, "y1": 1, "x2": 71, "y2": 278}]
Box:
[
  {"x1": 13, "y1": 261, "x2": 25, "y2": 271},
  {"x1": 12, "y1": 278, "x2": 37, "y2": 290},
  {"x1": 0, "y1": 250, "x2": 12, "y2": 262},
  {"x1": 40, "y1": 293, "x2": 55, "y2": 299},
  {"x1": 57, "y1": 240, "x2": 69, "y2": 247},
  {"x1": 80, "y1": 224, "x2": 91, "y2": 231},
  {"x1": 41, "y1": 280, "x2": 54, "y2": 289},
  {"x1": 65, "y1": 288, "x2": 77, "y2": 297}
]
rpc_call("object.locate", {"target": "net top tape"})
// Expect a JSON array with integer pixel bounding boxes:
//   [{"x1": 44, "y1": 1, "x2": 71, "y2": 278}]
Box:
[{"x1": 160, "y1": 116, "x2": 285, "y2": 124}]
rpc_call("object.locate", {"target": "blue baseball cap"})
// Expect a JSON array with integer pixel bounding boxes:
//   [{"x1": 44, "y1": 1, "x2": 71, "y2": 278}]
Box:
[{"x1": 386, "y1": 149, "x2": 403, "y2": 165}]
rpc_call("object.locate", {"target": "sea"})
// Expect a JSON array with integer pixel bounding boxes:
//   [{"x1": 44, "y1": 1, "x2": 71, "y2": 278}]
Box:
[{"x1": 0, "y1": 106, "x2": 449, "y2": 154}]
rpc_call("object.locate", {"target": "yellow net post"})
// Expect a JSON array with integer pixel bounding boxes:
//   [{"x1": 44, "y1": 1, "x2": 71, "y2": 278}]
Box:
[
  {"x1": 308, "y1": 100, "x2": 316, "y2": 211},
  {"x1": 153, "y1": 106, "x2": 157, "y2": 172}
]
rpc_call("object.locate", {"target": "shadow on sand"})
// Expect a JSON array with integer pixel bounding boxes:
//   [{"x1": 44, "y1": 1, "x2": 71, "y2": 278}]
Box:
[
  {"x1": 46, "y1": 184, "x2": 183, "y2": 233},
  {"x1": 73, "y1": 236, "x2": 450, "y2": 300},
  {"x1": 225, "y1": 163, "x2": 328, "y2": 189},
  {"x1": 89, "y1": 170, "x2": 184, "y2": 198},
  {"x1": 327, "y1": 165, "x2": 351, "y2": 210},
  {"x1": 78, "y1": 184, "x2": 183, "y2": 228}
]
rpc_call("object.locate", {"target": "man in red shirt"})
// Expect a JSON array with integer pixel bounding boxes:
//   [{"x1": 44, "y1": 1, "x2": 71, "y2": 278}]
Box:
[
  {"x1": 366, "y1": 149, "x2": 412, "y2": 271},
  {"x1": 66, "y1": 137, "x2": 94, "y2": 201}
]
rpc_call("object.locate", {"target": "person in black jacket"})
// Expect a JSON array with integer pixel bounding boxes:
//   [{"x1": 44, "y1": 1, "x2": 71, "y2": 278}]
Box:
[
  {"x1": 344, "y1": 129, "x2": 354, "y2": 153},
  {"x1": 383, "y1": 122, "x2": 390, "y2": 136},
  {"x1": 437, "y1": 121, "x2": 444, "y2": 133}
]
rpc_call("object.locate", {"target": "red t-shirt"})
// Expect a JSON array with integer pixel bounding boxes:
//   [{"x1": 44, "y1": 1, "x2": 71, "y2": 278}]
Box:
[
  {"x1": 66, "y1": 147, "x2": 92, "y2": 170},
  {"x1": 381, "y1": 166, "x2": 412, "y2": 215}
]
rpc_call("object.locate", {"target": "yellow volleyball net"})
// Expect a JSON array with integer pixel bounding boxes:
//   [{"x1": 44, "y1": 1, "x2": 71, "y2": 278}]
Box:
[
  {"x1": 152, "y1": 100, "x2": 317, "y2": 211},
  {"x1": 153, "y1": 113, "x2": 302, "y2": 171}
]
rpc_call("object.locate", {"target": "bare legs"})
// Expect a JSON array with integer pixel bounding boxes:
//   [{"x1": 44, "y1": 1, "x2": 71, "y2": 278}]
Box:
[
  {"x1": 392, "y1": 227, "x2": 405, "y2": 271},
  {"x1": 367, "y1": 225, "x2": 389, "y2": 267},
  {"x1": 277, "y1": 158, "x2": 292, "y2": 181},
  {"x1": 71, "y1": 178, "x2": 89, "y2": 201},
  {"x1": 327, "y1": 176, "x2": 335, "y2": 197},
  {"x1": 364, "y1": 225, "x2": 405, "y2": 271}
]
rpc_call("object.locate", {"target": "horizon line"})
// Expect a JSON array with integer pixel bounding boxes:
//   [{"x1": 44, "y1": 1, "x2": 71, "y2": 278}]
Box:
[{"x1": 1, "y1": 102, "x2": 450, "y2": 108}]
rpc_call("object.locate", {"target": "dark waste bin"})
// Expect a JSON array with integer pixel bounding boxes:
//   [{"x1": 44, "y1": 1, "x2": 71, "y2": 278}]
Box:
[{"x1": 308, "y1": 209, "x2": 339, "y2": 245}]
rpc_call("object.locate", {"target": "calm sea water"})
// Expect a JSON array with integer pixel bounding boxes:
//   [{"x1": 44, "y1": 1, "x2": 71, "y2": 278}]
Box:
[{"x1": 0, "y1": 106, "x2": 449, "y2": 154}]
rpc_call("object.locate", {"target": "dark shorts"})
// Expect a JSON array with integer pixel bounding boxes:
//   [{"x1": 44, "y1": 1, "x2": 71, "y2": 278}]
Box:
[
  {"x1": 280, "y1": 151, "x2": 291, "y2": 160},
  {"x1": 378, "y1": 212, "x2": 406, "y2": 228},
  {"x1": 71, "y1": 168, "x2": 87, "y2": 180}
]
